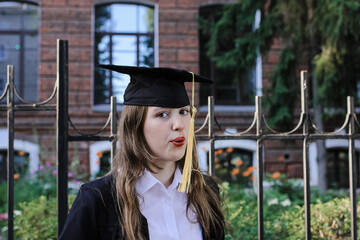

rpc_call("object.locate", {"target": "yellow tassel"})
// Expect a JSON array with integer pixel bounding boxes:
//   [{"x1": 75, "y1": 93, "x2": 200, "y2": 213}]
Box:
[
  {"x1": 178, "y1": 106, "x2": 197, "y2": 193},
  {"x1": 178, "y1": 72, "x2": 197, "y2": 193}
]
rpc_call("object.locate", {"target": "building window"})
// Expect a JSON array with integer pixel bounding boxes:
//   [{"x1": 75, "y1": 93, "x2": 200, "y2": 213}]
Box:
[
  {"x1": 213, "y1": 147, "x2": 253, "y2": 186},
  {"x1": 95, "y1": 150, "x2": 111, "y2": 178},
  {"x1": 199, "y1": 4, "x2": 260, "y2": 106},
  {"x1": 0, "y1": 150, "x2": 30, "y2": 182},
  {"x1": 326, "y1": 149, "x2": 360, "y2": 189},
  {"x1": 94, "y1": 3, "x2": 155, "y2": 105},
  {"x1": 0, "y1": 1, "x2": 39, "y2": 102}
]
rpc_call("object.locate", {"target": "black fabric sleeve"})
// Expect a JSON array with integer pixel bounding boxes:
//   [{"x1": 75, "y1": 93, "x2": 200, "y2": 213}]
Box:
[{"x1": 58, "y1": 185, "x2": 101, "y2": 240}]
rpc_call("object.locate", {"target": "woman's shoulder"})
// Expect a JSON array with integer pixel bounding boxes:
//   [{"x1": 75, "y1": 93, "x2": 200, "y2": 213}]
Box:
[
  {"x1": 81, "y1": 174, "x2": 114, "y2": 192},
  {"x1": 59, "y1": 174, "x2": 120, "y2": 239},
  {"x1": 78, "y1": 174, "x2": 116, "y2": 207}
]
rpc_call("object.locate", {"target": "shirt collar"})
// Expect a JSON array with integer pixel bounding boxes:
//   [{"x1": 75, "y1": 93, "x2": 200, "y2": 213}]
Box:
[
  {"x1": 168, "y1": 167, "x2": 182, "y2": 191},
  {"x1": 136, "y1": 167, "x2": 182, "y2": 194}
]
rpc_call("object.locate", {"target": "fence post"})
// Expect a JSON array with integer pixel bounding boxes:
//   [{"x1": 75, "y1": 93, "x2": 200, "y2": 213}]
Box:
[
  {"x1": 208, "y1": 96, "x2": 215, "y2": 176},
  {"x1": 56, "y1": 39, "x2": 69, "y2": 235},
  {"x1": 301, "y1": 71, "x2": 311, "y2": 240},
  {"x1": 7, "y1": 65, "x2": 15, "y2": 240},
  {"x1": 110, "y1": 96, "x2": 117, "y2": 166},
  {"x1": 255, "y1": 96, "x2": 264, "y2": 240},
  {"x1": 347, "y1": 96, "x2": 357, "y2": 240}
]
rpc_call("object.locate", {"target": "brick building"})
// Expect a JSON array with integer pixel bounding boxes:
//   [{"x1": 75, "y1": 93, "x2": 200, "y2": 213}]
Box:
[{"x1": 0, "y1": 0, "x2": 353, "y2": 188}]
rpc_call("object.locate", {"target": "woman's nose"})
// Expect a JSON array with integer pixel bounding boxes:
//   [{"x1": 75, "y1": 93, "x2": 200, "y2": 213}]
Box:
[{"x1": 172, "y1": 115, "x2": 185, "y2": 131}]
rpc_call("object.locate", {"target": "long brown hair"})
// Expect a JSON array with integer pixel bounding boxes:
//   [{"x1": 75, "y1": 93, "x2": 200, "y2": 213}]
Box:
[{"x1": 110, "y1": 105, "x2": 224, "y2": 240}]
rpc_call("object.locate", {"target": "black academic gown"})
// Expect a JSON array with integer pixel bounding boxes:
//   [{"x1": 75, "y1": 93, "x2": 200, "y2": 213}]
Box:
[{"x1": 59, "y1": 174, "x2": 224, "y2": 240}]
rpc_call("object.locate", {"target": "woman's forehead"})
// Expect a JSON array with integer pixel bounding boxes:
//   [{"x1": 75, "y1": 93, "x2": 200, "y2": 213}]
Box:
[{"x1": 148, "y1": 105, "x2": 190, "y2": 111}]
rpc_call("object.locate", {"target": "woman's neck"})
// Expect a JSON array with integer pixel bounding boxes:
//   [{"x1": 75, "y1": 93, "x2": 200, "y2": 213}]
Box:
[{"x1": 150, "y1": 161, "x2": 176, "y2": 188}]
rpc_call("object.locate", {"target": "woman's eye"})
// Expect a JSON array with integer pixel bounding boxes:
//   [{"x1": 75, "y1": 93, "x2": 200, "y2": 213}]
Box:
[
  {"x1": 180, "y1": 109, "x2": 189, "y2": 115},
  {"x1": 157, "y1": 112, "x2": 168, "y2": 118}
]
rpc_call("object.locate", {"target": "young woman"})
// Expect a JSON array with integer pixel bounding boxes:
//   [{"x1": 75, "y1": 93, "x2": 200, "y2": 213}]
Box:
[{"x1": 59, "y1": 65, "x2": 225, "y2": 240}]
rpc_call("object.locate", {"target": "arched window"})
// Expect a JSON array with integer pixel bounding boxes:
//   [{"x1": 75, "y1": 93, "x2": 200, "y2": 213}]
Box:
[
  {"x1": 0, "y1": 150, "x2": 29, "y2": 182},
  {"x1": 0, "y1": 129, "x2": 40, "y2": 182},
  {"x1": 309, "y1": 140, "x2": 360, "y2": 189},
  {"x1": 89, "y1": 141, "x2": 111, "y2": 178},
  {"x1": 214, "y1": 147, "x2": 253, "y2": 186},
  {"x1": 0, "y1": 1, "x2": 39, "y2": 102},
  {"x1": 326, "y1": 148, "x2": 360, "y2": 189},
  {"x1": 95, "y1": 150, "x2": 111, "y2": 178},
  {"x1": 94, "y1": 2, "x2": 156, "y2": 105},
  {"x1": 198, "y1": 139, "x2": 257, "y2": 187}
]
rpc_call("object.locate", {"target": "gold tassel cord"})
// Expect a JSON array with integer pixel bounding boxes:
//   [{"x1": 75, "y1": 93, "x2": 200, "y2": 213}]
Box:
[
  {"x1": 178, "y1": 107, "x2": 197, "y2": 193},
  {"x1": 178, "y1": 72, "x2": 196, "y2": 193}
]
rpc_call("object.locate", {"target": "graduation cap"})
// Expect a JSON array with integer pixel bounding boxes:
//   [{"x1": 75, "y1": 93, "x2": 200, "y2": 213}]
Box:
[
  {"x1": 98, "y1": 64, "x2": 212, "y2": 193},
  {"x1": 98, "y1": 65, "x2": 212, "y2": 108}
]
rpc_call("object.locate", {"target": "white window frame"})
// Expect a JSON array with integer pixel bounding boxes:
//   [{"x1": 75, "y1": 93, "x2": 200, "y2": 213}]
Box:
[
  {"x1": 92, "y1": 1, "x2": 159, "y2": 112},
  {"x1": 309, "y1": 139, "x2": 360, "y2": 188},
  {"x1": 89, "y1": 141, "x2": 111, "y2": 179},
  {"x1": 197, "y1": 135, "x2": 257, "y2": 191},
  {"x1": 0, "y1": 129, "x2": 40, "y2": 174}
]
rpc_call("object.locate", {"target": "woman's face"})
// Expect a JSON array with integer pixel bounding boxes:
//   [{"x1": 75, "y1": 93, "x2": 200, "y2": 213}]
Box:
[{"x1": 143, "y1": 106, "x2": 191, "y2": 164}]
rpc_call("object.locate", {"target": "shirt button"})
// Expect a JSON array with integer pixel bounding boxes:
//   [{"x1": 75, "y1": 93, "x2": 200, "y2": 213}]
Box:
[{"x1": 164, "y1": 199, "x2": 171, "y2": 205}]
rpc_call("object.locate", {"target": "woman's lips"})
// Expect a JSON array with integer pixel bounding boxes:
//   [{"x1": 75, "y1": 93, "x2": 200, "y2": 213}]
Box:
[{"x1": 171, "y1": 137, "x2": 186, "y2": 146}]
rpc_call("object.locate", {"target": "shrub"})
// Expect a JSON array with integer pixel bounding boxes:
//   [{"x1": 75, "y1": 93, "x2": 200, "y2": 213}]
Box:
[
  {"x1": 13, "y1": 195, "x2": 76, "y2": 240},
  {"x1": 0, "y1": 166, "x2": 67, "y2": 215},
  {"x1": 222, "y1": 179, "x2": 357, "y2": 239},
  {"x1": 274, "y1": 198, "x2": 358, "y2": 239},
  {"x1": 221, "y1": 182, "x2": 279, "y2": 240}
]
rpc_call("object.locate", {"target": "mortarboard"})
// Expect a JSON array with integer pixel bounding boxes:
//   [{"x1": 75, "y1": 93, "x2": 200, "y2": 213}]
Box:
[
  {"x1": 98, "y1": 64, "x2": 213, "y2": 193},
  {"x1": 98, "y1": 65, "x2": 212, "y2": 108}
]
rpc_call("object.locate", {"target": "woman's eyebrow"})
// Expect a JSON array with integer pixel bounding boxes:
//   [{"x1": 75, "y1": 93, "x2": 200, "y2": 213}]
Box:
[{"x1": 153, "y1": 107, "x2": 165, "y2": 110}]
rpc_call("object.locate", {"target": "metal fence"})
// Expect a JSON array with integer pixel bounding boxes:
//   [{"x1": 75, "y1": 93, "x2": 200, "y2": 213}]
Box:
[
  {"x1": 0, "y1": 40, "x2": 117, "y2": 240},
  {"x1": 1, "y1": 39, "x2": 358, "y2": 240}
]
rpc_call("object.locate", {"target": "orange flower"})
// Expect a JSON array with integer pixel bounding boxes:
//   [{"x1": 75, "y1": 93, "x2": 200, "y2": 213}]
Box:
[
  {"x1": 235, "y1": 159, "x2": 243, "y2": 166},
  {"x1": 217, "y1": 149, "x2": 223, "y2": 155},
  {"x1": 13, "y1": 173, "x2": 20, "y2": 180},
  {"x1": 18, "y1": 151, "x2": 25, "y2": 156},
  {"x1": 272, "y1": 172, "x2": 281, "y2": 179},
  {"x1": 95, "y1": 160, "x2": 100, "y2": 165},
  {"x1": 278, "y1": 156, "x2": 285, "y2": 162},
  {"x1": 242, "y1": 170, "x2": 251, "y2": 177},
  {"x1": 251, "y1": 176, "x2": 255, "y2": 181},
  {"x1": 226, "y1": 148, "x2": 234, "y2": 153},
  {"x1": 215, "y1": 157, "x2": 219, "y2": 163},
  {"x1": 231, "y1": 168, "x2": 240, "y2": 176},
  {"x1": 96, "y1": 152, "x2": 103, "y2": 158},
  {"x1": 215, "y1": 164, "x2": 221, "y2": 169},
  {"x1": 247, "y1": 166, "x2": 256, "y2": 173}
]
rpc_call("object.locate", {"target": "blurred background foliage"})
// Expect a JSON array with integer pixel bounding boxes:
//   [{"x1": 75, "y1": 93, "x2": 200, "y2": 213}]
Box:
[{"x1": 201, "y1": 0, "x2": 360, "y2": 128}]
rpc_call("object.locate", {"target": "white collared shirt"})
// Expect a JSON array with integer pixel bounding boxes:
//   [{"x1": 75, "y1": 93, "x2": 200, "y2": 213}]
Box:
[{"x1": 136, "y1": 167, "x2": 203, "y2": 240}]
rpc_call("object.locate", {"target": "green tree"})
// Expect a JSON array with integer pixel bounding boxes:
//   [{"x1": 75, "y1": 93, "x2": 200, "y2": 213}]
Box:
[{"x1": 203, "y1": 0, "x2": 360, "y2": 193}]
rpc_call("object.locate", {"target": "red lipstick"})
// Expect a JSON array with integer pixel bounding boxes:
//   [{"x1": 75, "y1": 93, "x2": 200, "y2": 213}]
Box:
[{"x1": 171, "y1": 137, "x2": 186, "y2": 146}]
